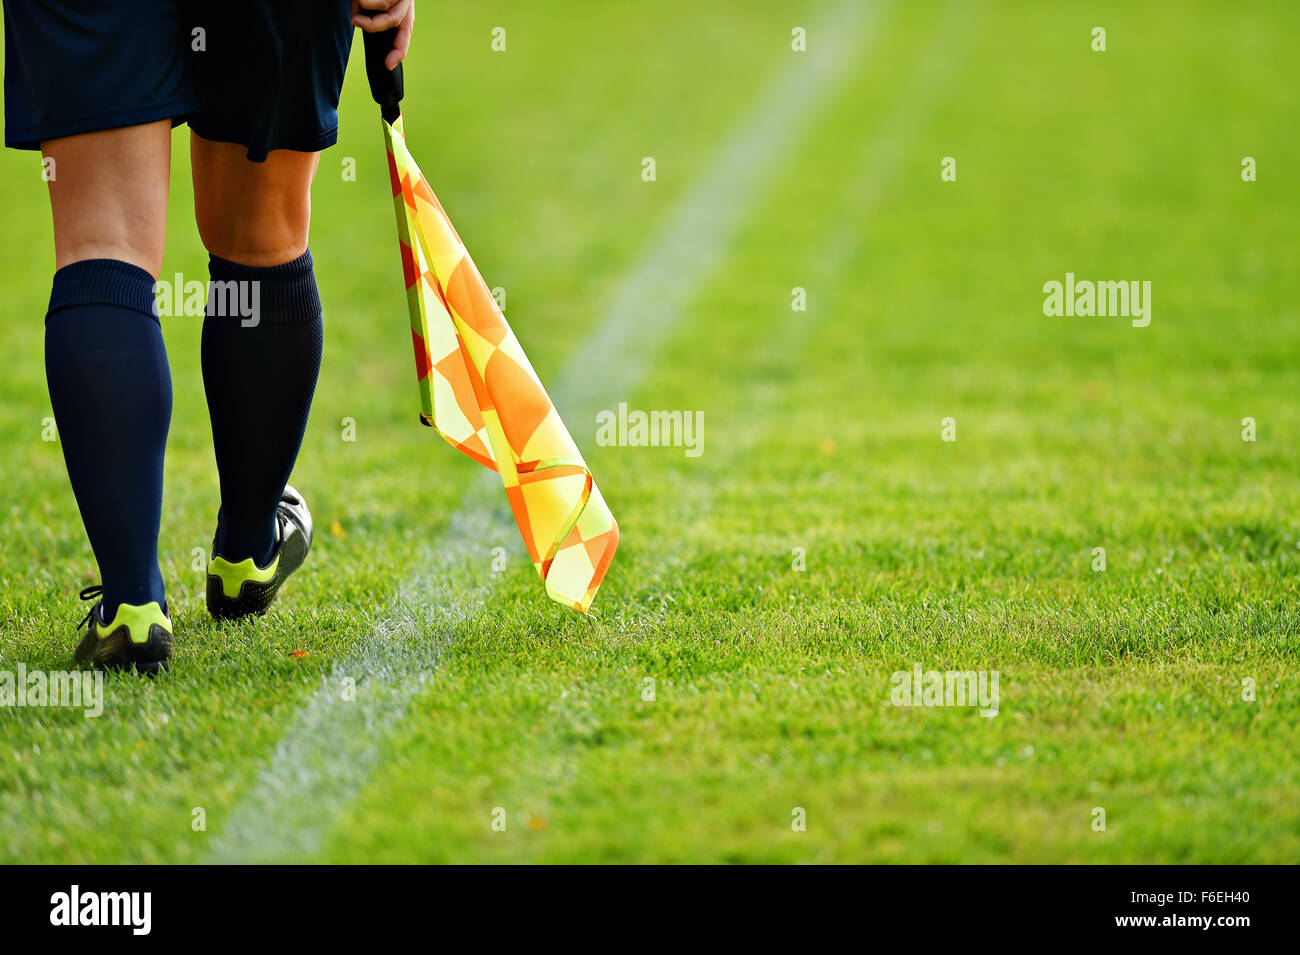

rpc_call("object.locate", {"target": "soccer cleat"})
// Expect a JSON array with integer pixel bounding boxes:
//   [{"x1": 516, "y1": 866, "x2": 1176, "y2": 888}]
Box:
[
  {"x1": 206, "y1": 485, "x2": 313, "y2": 620},
  {"x1": 73, "y1": 585, "x2": 173, "y2": 675}
]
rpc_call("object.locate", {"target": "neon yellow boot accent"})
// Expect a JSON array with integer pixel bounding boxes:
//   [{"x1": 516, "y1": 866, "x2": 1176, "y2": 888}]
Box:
[
  {"x1": 99, "y1": 601, "x2": 171, "y2": 645},
  {"x1": 208, "y1": 554, "x2": 280, "y2": 598}
]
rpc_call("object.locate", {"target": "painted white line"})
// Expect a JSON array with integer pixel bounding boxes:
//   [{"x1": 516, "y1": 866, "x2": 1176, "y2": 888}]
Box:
[{"x1": 206, "y1": 0, "x2": 884, "y2": 863}]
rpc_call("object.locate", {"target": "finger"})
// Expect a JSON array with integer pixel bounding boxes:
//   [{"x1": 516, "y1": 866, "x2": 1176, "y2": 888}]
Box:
[
  {"x1": 385, "y1": 8, "x2": 414, "y2": 69},
  {"x1": 352, "y1": 0, "x2": 409, "y2": 31},
  {"x1": 355, "y1": 0, "x2": 398, "y2": 12}
]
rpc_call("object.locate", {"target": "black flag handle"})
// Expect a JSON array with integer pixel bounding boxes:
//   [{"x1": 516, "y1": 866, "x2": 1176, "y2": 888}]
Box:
[{"x1": 357, "y1": 12, "x2": 404, "y2": 123}]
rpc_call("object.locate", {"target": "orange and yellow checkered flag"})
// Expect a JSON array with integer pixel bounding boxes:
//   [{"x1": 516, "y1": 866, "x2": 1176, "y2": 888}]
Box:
[{"x1": 379, "y1": 115, "x2": 619, "y2": 613}]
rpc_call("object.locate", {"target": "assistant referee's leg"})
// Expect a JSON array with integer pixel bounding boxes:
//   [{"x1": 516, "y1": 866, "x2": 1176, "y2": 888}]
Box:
[
  {"x1": 42, "y1": 121, "x2": 173, "y2": 618},
  {"x1": 191, "y1": 135, "x2": 326, "y2": 566}
]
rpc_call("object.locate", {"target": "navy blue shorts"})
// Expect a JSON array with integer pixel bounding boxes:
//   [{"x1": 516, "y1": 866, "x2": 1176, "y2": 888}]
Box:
[{"x1": 3, "y1": 0, "x2": 354, "y2": 162}]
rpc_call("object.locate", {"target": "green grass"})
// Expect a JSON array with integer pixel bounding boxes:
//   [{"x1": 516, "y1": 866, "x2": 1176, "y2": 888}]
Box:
[{"x1": 1, "y1": 0, "x2": 1297, "y2": 863}]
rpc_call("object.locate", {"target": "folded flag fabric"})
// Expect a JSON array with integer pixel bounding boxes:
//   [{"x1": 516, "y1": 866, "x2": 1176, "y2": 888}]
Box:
[{"x1": 379, "y1": 115, "x2": 619, "y2": 613}]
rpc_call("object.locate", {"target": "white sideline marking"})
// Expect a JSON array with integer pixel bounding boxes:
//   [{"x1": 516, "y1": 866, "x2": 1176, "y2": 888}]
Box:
[{"x1": 206, "y1": 0, "x2": 883, "y2": 863}]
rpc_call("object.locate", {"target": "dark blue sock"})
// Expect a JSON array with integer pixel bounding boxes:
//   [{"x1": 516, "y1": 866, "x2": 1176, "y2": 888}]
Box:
[
  {"x1": 202, "y1": 249, "x2": 323, "y2": 565},
  {"x1": 45, "y1": 260, "x2": 171, "y2": 616}
]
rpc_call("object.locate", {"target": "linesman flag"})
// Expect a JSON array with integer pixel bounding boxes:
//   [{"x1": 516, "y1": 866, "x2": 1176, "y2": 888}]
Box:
[{"x1": 358, "y1": 27, "x2": 619, "y2": 613}]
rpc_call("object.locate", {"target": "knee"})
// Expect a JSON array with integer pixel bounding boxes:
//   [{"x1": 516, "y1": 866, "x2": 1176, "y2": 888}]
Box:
[
  {"x1": 195, "y1": 190, "x2": 312, "y2": 267},
  {"x1": 44, "y1": 123, "x2": 172, "y2": 275},
  {"x1": 191, "y1": 138, "x2": 319, "y2": 267}
]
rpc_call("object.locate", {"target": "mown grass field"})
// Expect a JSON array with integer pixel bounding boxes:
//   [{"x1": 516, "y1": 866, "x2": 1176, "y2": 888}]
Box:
[{"x1": 1, "y1": 0, "x2": 1297, "y2": 863}]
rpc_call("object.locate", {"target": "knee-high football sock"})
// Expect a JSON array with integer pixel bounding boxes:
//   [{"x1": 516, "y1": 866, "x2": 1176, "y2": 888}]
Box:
[
  {"x1": 202, "y1": 249, "x2": 323, "y2": 566},
  {"x1": 45, "y1": 259, "x2": 172, "y2": 617}
]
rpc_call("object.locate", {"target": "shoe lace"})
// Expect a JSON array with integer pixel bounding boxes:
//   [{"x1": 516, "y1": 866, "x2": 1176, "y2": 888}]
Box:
[{"x1": 77, "y1": 584, "x2": 104, "y2": 629}]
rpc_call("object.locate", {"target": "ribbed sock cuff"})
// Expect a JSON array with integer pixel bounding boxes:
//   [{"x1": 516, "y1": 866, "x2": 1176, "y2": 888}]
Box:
[
  {"x1": 46, "y1": 259, "x2": 159, "y2": 321},
  {"x1": 207, "y1": 249, "x2": 321, "y2": 325}
]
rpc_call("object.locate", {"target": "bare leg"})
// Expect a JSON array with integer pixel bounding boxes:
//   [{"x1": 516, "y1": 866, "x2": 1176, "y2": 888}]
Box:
[
  {"x1": 191, "y1": 134, "x2": 319, "y2": 265},
  {"x1": 45, "y1": 122, "x2": 171, "y2": 274}
]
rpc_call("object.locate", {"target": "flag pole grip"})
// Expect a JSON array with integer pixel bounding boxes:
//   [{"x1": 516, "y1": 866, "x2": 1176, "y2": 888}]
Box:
[{"x1": 357, "y1": 16, "x2": 405, "y2": 123}]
